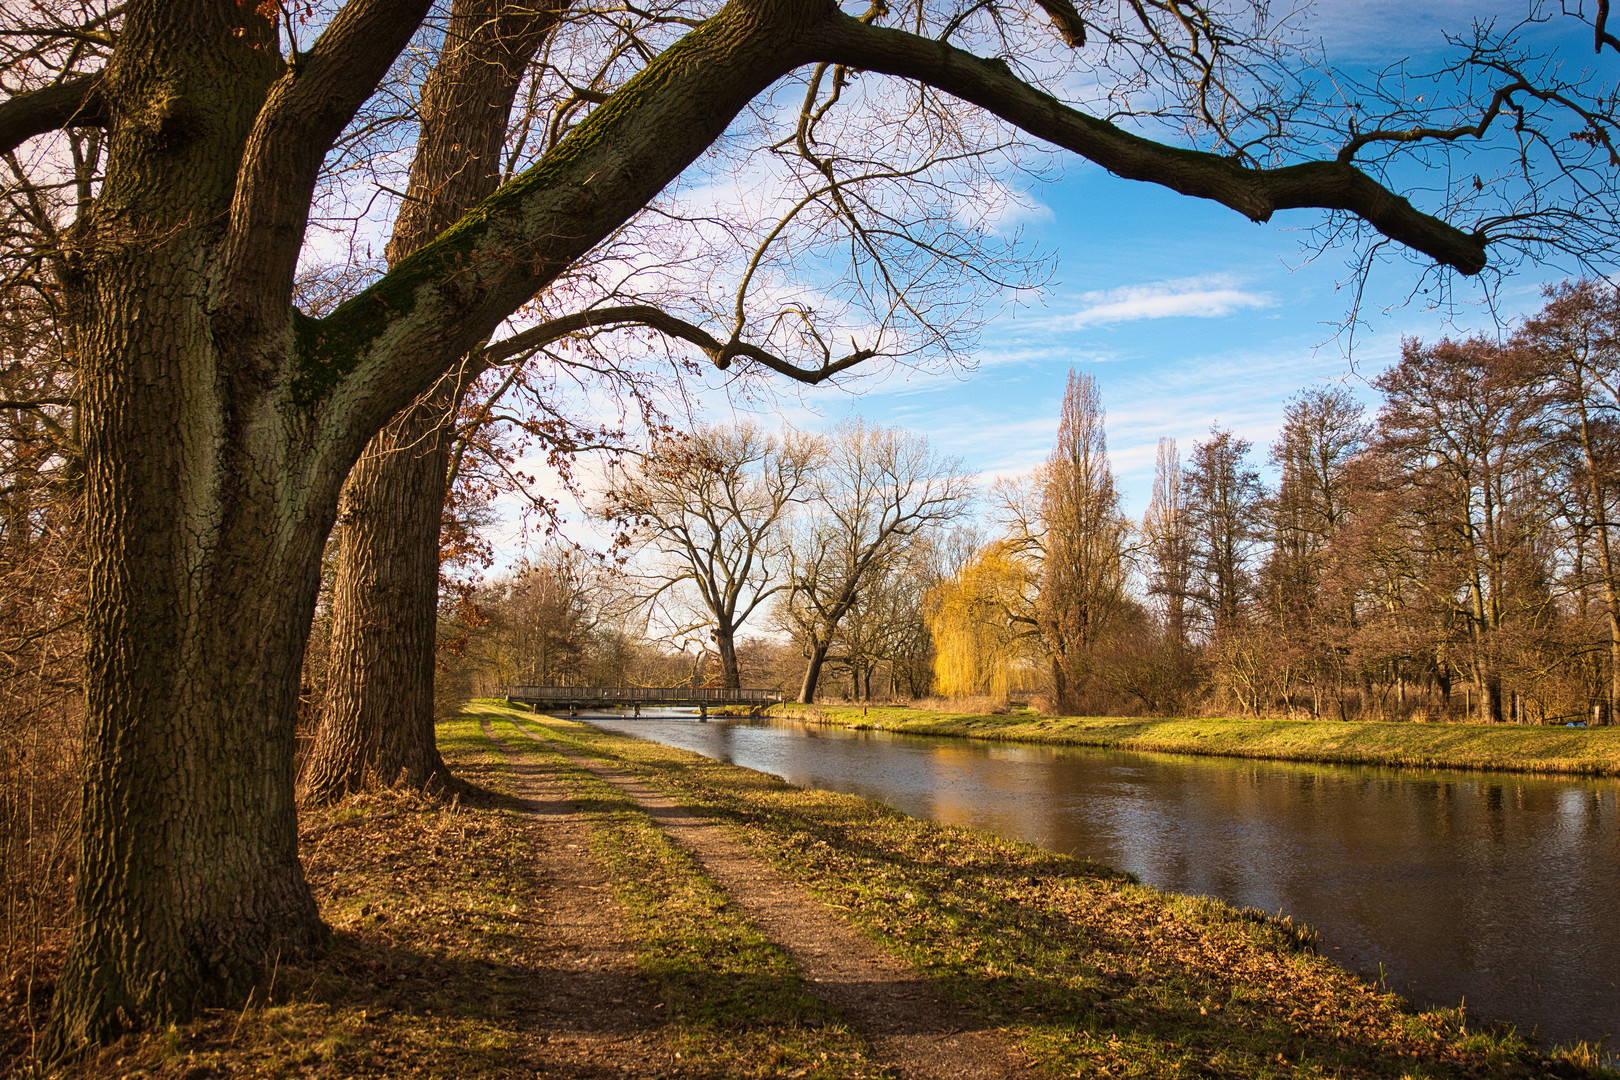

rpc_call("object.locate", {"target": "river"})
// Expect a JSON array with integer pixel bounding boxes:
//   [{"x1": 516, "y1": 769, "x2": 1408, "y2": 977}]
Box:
[{"x1": 581, "y1": 713, "x2": 1619, "y2": 1051}]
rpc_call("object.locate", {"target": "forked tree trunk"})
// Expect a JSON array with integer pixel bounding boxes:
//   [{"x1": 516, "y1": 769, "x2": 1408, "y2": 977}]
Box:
[
  {"x1": 799, "y1": 643, "x2": 829, "y2": 703},
  {"x1": 47, "y1": 12, "x2": 329, "y2": 1050},
  {"x1": 716, "y1": 625, "x2": 742, "y2": 689},
  {"x1": 34, "y1": 0, "x2": 836, "y2": 1054}
]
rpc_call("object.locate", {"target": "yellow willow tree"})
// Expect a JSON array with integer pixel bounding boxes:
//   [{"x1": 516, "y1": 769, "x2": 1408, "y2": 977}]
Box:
[{"x1": 928, "y1": 543, "x2": 1032, "y2": 699}]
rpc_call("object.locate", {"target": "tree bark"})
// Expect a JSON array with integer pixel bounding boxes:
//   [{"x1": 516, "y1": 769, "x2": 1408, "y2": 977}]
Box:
[
  {"x1": 799, "y1": 641, "x2": 829, "y2": 703},
  {"x1": 46, "y1": 4, "x2": 328, "y2": 1053},
  {"x1": 298, "y1": 382, "x2": 460, "y2": 802},
  {"x1": 715, "y1": 623, "x2": 742, "y2": 689}
]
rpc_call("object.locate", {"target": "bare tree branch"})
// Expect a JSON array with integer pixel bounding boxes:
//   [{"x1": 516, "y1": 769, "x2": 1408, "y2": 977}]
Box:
[
  {"x1": 0, "y1": 73, "x2": 106, "y2": 156},
  {"x1": 1597, "y1": 0, "x2": 1620, "y2": 53},
  {"x1": 814, "y1": 13, "x2": 1489, "y2": 275},
  {"x1": 481, "y1": 303, "x2": 877, "y2": 382},
  {"x1": 218, "y1": 0, "x2": 436, "y2": 336}
]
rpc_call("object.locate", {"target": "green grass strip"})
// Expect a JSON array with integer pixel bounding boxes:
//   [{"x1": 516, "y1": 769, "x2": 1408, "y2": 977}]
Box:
[{"x1": 773, "y1": 705, "x2": 1620, "y2": 777}]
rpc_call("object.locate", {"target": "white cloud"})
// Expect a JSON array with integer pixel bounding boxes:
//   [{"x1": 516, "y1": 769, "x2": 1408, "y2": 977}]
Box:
[{"x1": 1046, "y1": 276, "x2": 1273, "y2": 329}]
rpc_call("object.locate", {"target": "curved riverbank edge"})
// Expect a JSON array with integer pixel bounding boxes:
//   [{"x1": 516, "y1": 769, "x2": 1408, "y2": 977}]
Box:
[{"x1": 767, "y1": 706, "x2": 1620, "y2": 777}]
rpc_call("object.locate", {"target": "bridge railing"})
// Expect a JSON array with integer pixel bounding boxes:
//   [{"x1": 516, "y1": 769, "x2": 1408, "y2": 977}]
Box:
[{"x1": 503, "y1": 685, "x2": 784, "y2": 705}]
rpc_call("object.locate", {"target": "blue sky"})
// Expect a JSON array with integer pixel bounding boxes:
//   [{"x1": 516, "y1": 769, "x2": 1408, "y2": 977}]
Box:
[
  {"x1": 488, "y1": 0, "x2": 1616, "y2": 562},
  {"x1": 759, "y1": 165, "x2": 1554, "y2": 521}
]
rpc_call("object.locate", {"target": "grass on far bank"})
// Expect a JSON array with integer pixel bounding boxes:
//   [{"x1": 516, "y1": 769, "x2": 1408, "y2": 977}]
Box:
[
  {"x1": 771, "y1": 705, "x2": 1620, "y2": 778},
  {"x1": 513, "y1": 705, "x2": 1612, "y2": 1080}
]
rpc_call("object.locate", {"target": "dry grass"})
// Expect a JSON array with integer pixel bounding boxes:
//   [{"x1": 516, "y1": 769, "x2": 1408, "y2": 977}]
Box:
[
  {"x1": 895, "y1": 695, "x2": 1010, "y2": 715},
  {"x1": 1, "y1": 509, "x2": 85, "y2": 1073},
  {"x1": 6, "y1": 717, "x2": 558, "y2": 1076}
]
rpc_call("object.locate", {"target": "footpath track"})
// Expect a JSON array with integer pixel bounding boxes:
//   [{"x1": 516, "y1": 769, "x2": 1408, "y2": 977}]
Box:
[
  {"x1": 482, "y1": 714, "x2": 1035, "y2": 1079},
  {"x1": 473, "y1": 717, "x2": 676, "y2": 1076}
]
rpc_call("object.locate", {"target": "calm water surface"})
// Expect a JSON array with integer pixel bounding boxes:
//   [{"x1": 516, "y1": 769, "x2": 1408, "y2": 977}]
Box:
[{"x1": 582, "y1": 713, "x2": 1619, "y2": 1050}]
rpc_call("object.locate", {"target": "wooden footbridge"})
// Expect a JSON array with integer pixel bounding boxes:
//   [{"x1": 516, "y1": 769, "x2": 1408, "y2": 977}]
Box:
[{"x1": 503, "y1": 684, "x2": 784, "y2": 718}]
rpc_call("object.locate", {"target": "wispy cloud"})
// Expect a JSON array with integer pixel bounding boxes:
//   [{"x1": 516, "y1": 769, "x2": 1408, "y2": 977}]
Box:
[{"x1": 1044, "y1": 275, "x2": 1273, "y2": 329}]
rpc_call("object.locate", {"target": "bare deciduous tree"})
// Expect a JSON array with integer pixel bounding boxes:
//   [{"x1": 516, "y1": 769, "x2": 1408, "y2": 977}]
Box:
[
  {"x1": 782, "y1": 420, "x2": 970, "y2": 703},
  {"x1": 601, "y1": 422, "x2": 820, "y2": 688},
  {"x1": 1523, "y1": 280, "x2": 1620, "y2": 721},
  {"x1": 1376, "y1": 337, "x2": 1555, "y2": 723},
  {"x1": 1261, "y1": 388, "x2": 1371, "y2": 714}
]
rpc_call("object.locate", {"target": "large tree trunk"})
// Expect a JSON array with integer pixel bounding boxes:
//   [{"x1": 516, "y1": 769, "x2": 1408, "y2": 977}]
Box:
[
  {"x1": 57, "y1": 463, "x2": 331, "y2": 1046},
  {"x1": 799, "y1": 642, "x2": 829, "y2": 703},
  {"x1": 715, "y1": 623, "x2": 742, "y2": 689},
  {"x1": 46, "y1": 9, "x2": 327, "y2": 1053},
  {"x1": 298, "y1": 384, "x2": 460, "y2": 803},
  {"x1": 1475, "y1": 669, "x2": 1505, "y2": 724}
]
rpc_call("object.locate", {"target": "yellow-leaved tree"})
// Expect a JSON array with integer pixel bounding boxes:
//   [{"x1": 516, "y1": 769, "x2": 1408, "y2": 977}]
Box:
[{"x1": 929, "y1": 543, "x2": 1035, "y2": 700}]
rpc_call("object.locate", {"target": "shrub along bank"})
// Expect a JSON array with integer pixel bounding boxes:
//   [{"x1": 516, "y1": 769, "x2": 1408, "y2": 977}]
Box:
[{"x1": 770, "y1": 706, "x2": 1620, "y2": 777}]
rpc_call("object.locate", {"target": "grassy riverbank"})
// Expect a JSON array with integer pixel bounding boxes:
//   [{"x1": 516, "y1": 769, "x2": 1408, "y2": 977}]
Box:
[
  {"x1": 15, "y1": 703, "x2": 1611, "y2": 1078},
  {"x1": 524, "y1": 708, "x2": 1610, "y2": 1078},
  {"x1": 771, "y1": 705, "x2": 1620, "y2": 777}
]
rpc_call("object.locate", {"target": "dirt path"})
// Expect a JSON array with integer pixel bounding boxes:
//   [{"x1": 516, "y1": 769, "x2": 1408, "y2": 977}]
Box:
[
  {"x1": 477, "y1": 717, "x2": 676, "y2": 1077},
  {"x1": 501, "y1": 716, "x2": 1036, "y2": 1079}
]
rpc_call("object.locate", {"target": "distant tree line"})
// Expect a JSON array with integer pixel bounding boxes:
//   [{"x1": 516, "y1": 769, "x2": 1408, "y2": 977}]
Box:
[
  {"x1": 942, "y1": 281, "x2": 1620, "y2": 724},
  {"x1": 435, "y1": 418, "x2": 972, "y2": 704},
  {"x1": 459, "y1": 281, "x2": 1620, "y2": 725}
]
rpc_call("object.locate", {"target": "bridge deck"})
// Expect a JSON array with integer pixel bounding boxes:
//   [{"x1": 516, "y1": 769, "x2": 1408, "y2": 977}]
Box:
[{"x1": 504, "y1": 685, "x2": 783, "y2": 714}]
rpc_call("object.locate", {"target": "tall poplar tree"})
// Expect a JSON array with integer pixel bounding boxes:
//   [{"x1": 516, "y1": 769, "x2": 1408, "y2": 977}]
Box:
[
  {"x1": 1143, "y1": 436, "x2": 1191, "y2": 649},
  {"x1": 1184, "y1": 426, "x2": 1266, "y2": 630},
  {"x1": 1018, "y1": 369, "x2": 1129, "y2": 711}
]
